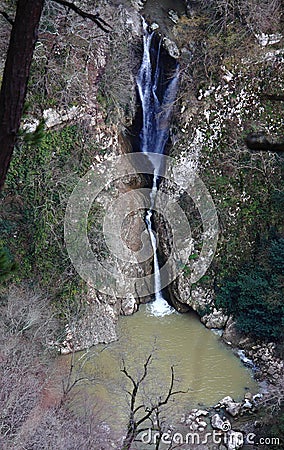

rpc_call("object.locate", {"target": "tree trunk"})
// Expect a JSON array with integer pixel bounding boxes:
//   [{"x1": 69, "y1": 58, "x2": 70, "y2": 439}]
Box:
[{"x1": 0, "y1": 0, "x2": 44, "y2": 191}]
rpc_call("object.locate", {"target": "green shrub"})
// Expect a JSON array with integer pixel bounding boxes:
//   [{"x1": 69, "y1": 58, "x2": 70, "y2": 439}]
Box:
[
  {"x1": 269, "y1": 238, "x2": 284, "y2": 274},
  {"x1": 0, "y1": 247, "x2": 17, "y2": 284},
  {"x1": 215, "y1": 237, "x2": 284, "y2": 341},
  {"x1": 259, "y1": 407, "x2": 284, "y2": 450}
]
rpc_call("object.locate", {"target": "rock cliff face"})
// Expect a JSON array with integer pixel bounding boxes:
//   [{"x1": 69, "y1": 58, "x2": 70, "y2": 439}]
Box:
[
  {"x1": 2, "y1": 0, "x2": 282, "y2": 359},
  {"x1": 65, "y1": 0, "x2": 283, "y2": 355},
  {"x1": 140, "y1": 3, "x2": 283, "y2": 306},
  {"x1": 99, "y1": 1, "x2": 284, "y2": 390},
  {"x1": 1, "y1": 3, "x2": 283, "y2": 447}
]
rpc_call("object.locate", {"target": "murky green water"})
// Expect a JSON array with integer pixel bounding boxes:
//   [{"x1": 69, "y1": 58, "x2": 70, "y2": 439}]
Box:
[{"x1": 72, "y1": 305, "x2": 257, "y2": 430}]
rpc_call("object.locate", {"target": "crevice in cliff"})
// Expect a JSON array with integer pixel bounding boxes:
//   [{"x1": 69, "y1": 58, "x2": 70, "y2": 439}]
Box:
[{"x1": 120, "y1": 21, "x2": 185, "y2": 310}]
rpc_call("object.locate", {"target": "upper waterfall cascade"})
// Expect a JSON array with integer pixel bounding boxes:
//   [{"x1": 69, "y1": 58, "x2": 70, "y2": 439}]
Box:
[{"x1": 136, "y1": 19, "x2": 179, "y2": 316}]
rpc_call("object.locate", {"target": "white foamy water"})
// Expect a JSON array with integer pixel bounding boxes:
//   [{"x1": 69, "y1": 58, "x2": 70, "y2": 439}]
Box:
[{"x1": 136, "y1": 19, "x2": 179, "y2": 315}]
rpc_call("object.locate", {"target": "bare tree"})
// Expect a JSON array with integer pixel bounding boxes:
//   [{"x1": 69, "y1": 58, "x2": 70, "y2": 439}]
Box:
[
  {"x1": 198, "y1": 0, "x2": 282, "y2": 38},
  {"x1": 121, "y1": 355, "x2": 186, "y2": 450},
  {"x1": 52, "y1": 0, "x2": 112, "y2": 33},
  {"x1": 0, "y1": 285, "x2": 119, "y2": 449}
]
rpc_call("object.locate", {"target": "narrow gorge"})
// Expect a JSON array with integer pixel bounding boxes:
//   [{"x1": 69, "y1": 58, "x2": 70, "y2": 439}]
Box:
[
  {"x1": 0, "y1": 0, "x2": 283, "y2": 449},
  {"x1": 69, "y1": 10, "x2": 261, "y2": 447}
]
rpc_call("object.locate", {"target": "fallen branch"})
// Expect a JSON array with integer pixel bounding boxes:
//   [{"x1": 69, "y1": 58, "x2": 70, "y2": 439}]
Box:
[{"x1": 245, "y1": 132, "x2": 284, "y2": 153}]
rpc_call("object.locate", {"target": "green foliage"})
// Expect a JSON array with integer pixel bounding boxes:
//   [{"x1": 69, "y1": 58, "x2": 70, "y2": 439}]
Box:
[
  {"x1": 196, "y1": 303, "x2": 211, "y2": 318},
  {"x1": 201, "y1": 147, "x2": 283, "y2": 281},
  {"x1": 182, "y1": 264, "x2": 191, "y2": 277},
  {"x1": 0, "y1": 123, "x2": 102, "y2": 312},
  {"x1": 259, "y1": 406, "x2": 284, "y2": 450},
  {"x1": 215, "y1": 237, "x2": 284, "y2": 341},
  {"x1": 269, "y1": 238, "x2": 284, "y2": 273},
  {"x1": 271, "y1": 190, "x2": 284, "y2": 215},
  {"x1": 0, "y1": 247, "x2": 17, "y2": 283},
  {"x1": 182, "y1": 254, "x2": 198, "y2": 277}
]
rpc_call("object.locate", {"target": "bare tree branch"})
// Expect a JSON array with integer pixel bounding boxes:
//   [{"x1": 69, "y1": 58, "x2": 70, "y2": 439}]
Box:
[
  {"x1": 122, "y1": 354, "x2": 152, "y2": 415},
  {"x1": 52, "y1": 0, "x2": 112, "y2": 33},
  {"x1": 136, "y1": 366, "x2": 186, "y2": 428},
  {"x1": 245, "y1": 132, "x2": 284, "y2": 153},
  {"x1": 0, "y1": 10, "x2": 14, "y2": 26}
]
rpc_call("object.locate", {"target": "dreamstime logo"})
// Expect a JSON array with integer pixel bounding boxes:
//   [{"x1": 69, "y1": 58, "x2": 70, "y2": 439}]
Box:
[
  {"x1": 221, "y1": 421, "x2": 232, "y2": 432},
  {"x1": 139, "y1": 426, "x2": 281, "y2": 447},
  {"x1": 140, "y1": 425, "x2": 235, "y2": 446},
  {"x1": 64, "y1": 152, "x2": 218, "y2": 297}
]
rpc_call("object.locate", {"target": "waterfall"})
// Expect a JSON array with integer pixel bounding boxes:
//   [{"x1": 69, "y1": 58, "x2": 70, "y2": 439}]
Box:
[{"x1": 137, "y1": 19, "x2": 179, "y2": 316}]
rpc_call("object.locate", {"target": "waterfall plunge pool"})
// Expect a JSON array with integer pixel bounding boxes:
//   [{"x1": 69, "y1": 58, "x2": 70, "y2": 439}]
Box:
[{"x1": 70, "y1": 305, "x2": 258, "y2": 433}]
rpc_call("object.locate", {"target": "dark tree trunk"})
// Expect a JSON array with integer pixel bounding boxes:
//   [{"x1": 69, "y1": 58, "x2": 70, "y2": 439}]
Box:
[{"x1": 0, "y1": 0, "x2": 44, "y2": 191}]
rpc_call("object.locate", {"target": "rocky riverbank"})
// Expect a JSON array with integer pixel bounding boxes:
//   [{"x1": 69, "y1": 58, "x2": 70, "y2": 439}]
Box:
[{"x1": 173, "y1": 389, "x2": 282, "y2": 450}]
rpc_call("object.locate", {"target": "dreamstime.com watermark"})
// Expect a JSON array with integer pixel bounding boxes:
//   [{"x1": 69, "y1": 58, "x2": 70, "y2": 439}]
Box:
[
  {"x1": 64, "y1": 152, "x2": 219, "y2": 297},
  {"x1": 138, "y1": 428, "x2": 282, "y2": 447}
]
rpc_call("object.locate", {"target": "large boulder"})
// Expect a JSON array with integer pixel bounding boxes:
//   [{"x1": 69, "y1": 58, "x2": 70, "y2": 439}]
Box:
[
  {"x1": 215, "y1": 396, "x2": 242, "y2": 417},
  {"x1": 131, "y1": 0, "x2": 147, "y2": 11},
  {"x1": 61, "y1": 288, "x2": 119, "y2": 353},
  {"x1": 121, "y1": 293, "x2": 138, "y2": 316},
  {"x1": 226, "y1": 402, "x2": 242, "y2": 417},
  {"x1": 168, "y1": 9, "x2": 179, "y2": 24},
  {"x1": 163, "y1": 37, "x2": 180, "y2": 59},
  {"x1": 201, "y1": 309, "x2": 228, "y2": 329},
  {"x1": 169, "y1": 279, "x2": 214, "y2": 314},
  {"x1": 222, "y1": 316, "x2": 242, "y2": 346}
]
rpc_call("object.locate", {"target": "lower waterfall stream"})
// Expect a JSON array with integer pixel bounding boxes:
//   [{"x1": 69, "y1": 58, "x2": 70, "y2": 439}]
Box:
[{"x1": 144, "y1": 173, "x2": 174, "y2": 316}]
